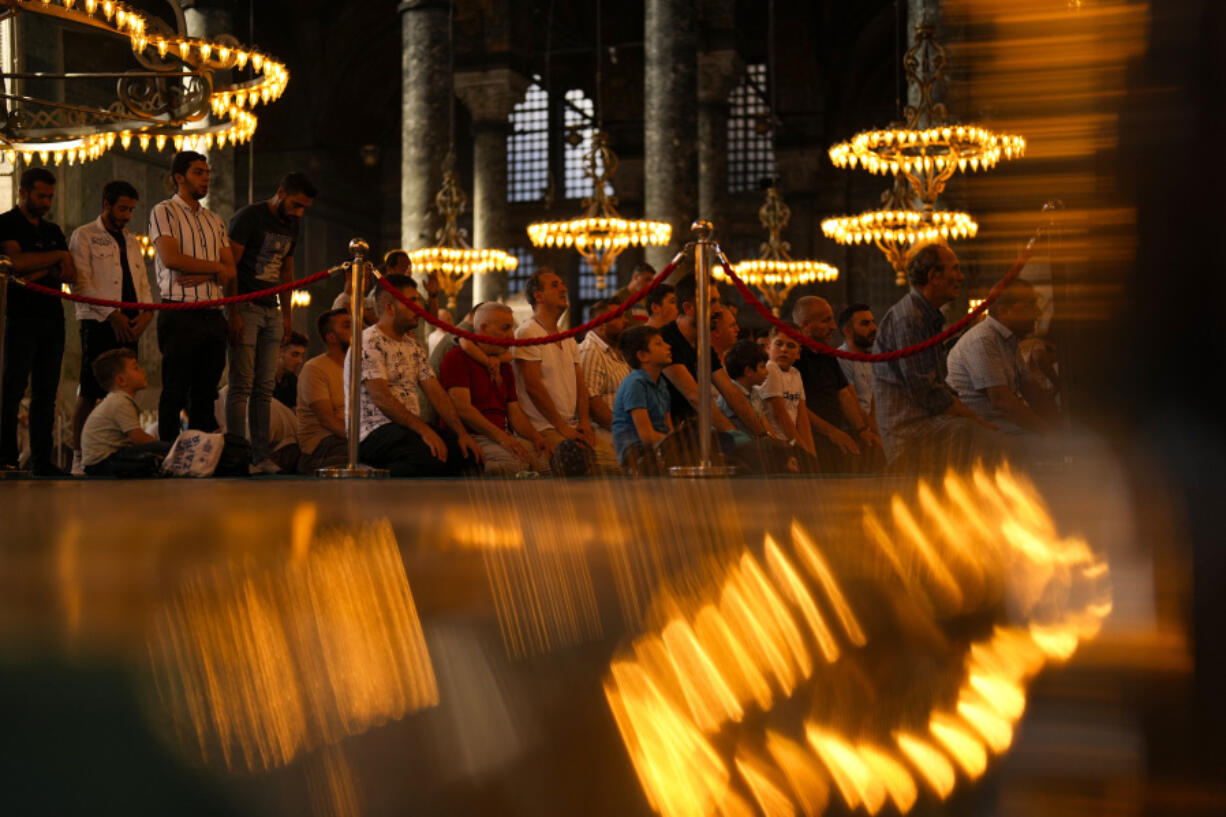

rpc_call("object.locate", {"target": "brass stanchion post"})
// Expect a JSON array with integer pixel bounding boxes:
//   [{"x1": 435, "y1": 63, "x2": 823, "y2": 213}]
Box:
[
  {"x1": 671, "y1": 221, "x2": 735, "y2": 478},
  {"x1": 317, "y1": 238, "x2": 389, "y2": 479}
]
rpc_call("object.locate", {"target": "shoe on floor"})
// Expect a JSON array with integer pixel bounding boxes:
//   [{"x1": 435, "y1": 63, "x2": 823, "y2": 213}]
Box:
[
  {"x1": 71, "y1": 450, "x2": 85, "y2": 477},
  {"x1": 248, "y1": 459, "x2": 282, "y2": 475}
]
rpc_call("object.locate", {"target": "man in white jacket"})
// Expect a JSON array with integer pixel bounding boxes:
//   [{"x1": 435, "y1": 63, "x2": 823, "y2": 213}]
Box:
[{"x1": 67, "y1": 180, "x2": 154, "y2": 474}]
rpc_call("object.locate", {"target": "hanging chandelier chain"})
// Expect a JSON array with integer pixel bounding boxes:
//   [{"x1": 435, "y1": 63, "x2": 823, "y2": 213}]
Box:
[
  {"x1": 758, "y1": 186, "x2": 792, "y2": 261},
  {"x1": 902, "y1": 21, "x2": 949, "y2": 130}
]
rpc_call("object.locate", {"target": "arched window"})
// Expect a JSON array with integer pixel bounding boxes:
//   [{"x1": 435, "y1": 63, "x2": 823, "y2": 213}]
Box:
[
  {"x1": 506, "y1": 247, "x2": 537, "y2": 296},
  {"x1": 727, "y1": 64, "x2": 776, "y2": 193},
  {"x1": 563, "y1": 88, "x2": 601, "y2": 200},
  {"x1": 508, "y1": 83, "x2": 550, "y2": 203}
]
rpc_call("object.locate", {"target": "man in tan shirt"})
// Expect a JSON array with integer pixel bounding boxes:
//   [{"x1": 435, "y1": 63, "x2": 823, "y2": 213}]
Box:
[{"x1": 296, "y1": 308, "x2": 352, "y2": 472}]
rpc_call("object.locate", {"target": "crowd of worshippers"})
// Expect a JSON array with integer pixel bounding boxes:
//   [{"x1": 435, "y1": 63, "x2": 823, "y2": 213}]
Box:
[{"x1": 1, "y1": 153, "x2": 1061, "y2": 478}]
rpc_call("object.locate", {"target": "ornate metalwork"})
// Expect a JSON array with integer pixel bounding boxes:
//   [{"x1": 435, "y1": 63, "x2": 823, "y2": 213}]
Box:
[
  {"x1": 116, "y1": 71, "x2": 211, "y2": 122},
  {"x1": 757, "y1": 185, "x2": 793, "y2": 261},
  {"x1": 902, "y1": 22, "x2": 949, "y2": 129}
]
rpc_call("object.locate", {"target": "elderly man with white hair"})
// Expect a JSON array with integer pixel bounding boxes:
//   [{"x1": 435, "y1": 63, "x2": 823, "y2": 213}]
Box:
[{"x1": 438, "y1": 301, "x2": 549, "y2": 475}]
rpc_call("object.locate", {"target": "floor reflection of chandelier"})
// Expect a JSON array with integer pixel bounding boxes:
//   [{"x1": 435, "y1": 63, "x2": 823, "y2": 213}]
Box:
[
  {"x1": 410, "y1": 154, "x2": 517, "y2": 311},
  {"x1": 527, "y1": 130, "x2": 670, "y2": 292},
  {"x1": 713, "y1": 185, "x2": 838, "y2": 317},
  {"x1": 822, "y1": 23, "x2": 1023, "y2": 285},
  {"x1": 0, "y1": 0, "x2": 286, "y2": 166}
]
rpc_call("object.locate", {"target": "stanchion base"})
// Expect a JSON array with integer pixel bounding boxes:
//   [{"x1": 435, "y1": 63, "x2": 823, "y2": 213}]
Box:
[
  {"x1": 0, "y1": 467, "x2": 31, "y2": 480},
  {"x1": 669, "y1": 464, "x2": 738, "y2": 479},
  {"x1": 316, "y1": 465, "x2": 390, "y2": 479}
]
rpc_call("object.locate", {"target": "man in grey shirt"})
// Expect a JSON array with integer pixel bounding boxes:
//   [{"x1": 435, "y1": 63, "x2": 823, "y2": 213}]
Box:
[
  {"x1": 835, "y1": 302, "x2": 879, "y2": 429},
  {"x1": 872, "y1": 243, "x2": 1000, "y2": 468},
  {"x1": 947, "y1": 279, "x2": 1058, "y2": 436}
]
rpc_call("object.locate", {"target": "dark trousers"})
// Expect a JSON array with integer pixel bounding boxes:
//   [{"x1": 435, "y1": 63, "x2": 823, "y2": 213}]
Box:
[
  {"x1": 1, "y1": 316, "x2": 64, "y2": 466},
  {"x1": 358, "y1": 423, "x2": 480, "y2": 477},
  {"x1": 84, "y1": 441, "x2": 172, "y2": 477},
  {"x1": 157, "y1": 310, "x2": 227, "y2": 442}
]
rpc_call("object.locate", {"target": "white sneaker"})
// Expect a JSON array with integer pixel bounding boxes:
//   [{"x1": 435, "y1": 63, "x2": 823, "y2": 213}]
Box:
[
  {"x1": 71, "y1": 450, "x2": 85, "y2": 477},
  {"x1": 248, "y1": 459, "x2": 282, "y2": 475}
]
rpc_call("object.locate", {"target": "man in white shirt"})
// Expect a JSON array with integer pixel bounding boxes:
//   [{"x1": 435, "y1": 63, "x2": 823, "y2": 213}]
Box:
[
  {"x1": 512, "y1": 268, "x2": 596, "y2": 454},
  {"x1": 67, "y1": 179, "x2": 154, "y2": 474},
  {"x1": 346, "y1": 273, "x2": 482, "y2": 476},
  {"x1": 148, "y1": 151, "x2": 236, "y2": 441},
  {"x1": 297, "y1": 307, "x2": 352, "y2": 473}
]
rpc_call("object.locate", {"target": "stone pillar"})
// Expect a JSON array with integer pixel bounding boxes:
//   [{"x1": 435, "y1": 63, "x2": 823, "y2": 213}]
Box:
[
  {"x1": 184, "y1": 0, "x2": 235, "y2": 221},
  {"x1": 697, "y1": 51, "x2": 742, "y2": 233},
  {"x1": 644, "y1": 0, "x2": 698, "y2": 270},
  {"x1": 399, "y1": 0, "x2": 451, "y2": 250},
  {"x1": 455, "y1": 68, "x2": 529, "y2": 303}
]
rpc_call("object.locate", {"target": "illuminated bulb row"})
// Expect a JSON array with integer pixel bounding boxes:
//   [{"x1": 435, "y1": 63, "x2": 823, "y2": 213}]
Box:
[
  {"x1": 717, "y1": 259, "x2": 839, "y2": 286},
  {"x1": 407, "y1": 247, "x2": 519, "y2": 276},
  {"x1": 821, "y1": 210, "x2": 980, "y2": 246},
  {"x1": 527, "y1": 218, "x2": 672, "y2": 251},
  {"x1": 968, "y1": 298, "x2": 985, "y2": 313},
  {"x1": 829, "y1": 126, "x2": 1026, "y2": 176}
]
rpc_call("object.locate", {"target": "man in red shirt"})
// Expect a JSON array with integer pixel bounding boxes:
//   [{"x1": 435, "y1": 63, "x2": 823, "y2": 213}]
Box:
[{"x1": 439, "y1": 302, "x2": 548, "y2": 475}]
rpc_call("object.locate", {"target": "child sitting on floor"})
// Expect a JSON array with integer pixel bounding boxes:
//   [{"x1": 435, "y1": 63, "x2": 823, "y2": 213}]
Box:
[
  {"x1": 756, "y1": 325, "x2": 817, "y2": 459},
  {"x1": 81, "y1": 349, "x2": 170, "y2": 477},
  {"x1": 611, "y1": 325, "x2": 674, "y2": 473}
]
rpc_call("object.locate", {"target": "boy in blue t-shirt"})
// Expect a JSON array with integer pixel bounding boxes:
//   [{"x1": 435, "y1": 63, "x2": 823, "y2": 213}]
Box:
[{"x1": 611, "y1": 325, "x2": 674, "y2": 469}]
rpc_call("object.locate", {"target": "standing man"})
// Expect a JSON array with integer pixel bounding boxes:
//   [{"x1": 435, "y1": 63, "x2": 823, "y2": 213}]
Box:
[
  {"x1": 149, "y1": 151, "x2": 235, "y2": 442},
  {"x1": 792, "y1": 295, "x2": 882, "y2": 472},
  {"x1": 347, "y1": 273, "x2": 482, "y2": 477},
  {"x1": 512, "y1": 268, "x2": 598, "y2": 455},
  {"x1": 226, "y1": 172, "x2": 315, "y2": 472},
  {"x1": 873, "y1": 243, "x2": 999, "y2": 468},
  {"x1": 836, "y1": 303, "x2": 878, "y2": 427},
  {"x1": 0, "y1": 167, "x2": 76, "y2": 474},
  {"x1": 577, "y1": 295, "x2": 631, "y2": 444},
  {"x1": 296, "y1": 308, "x2": 351, "y2": 473},
  {"x1": 67, "y1": 180, "x2": 154, "y2": 475}
]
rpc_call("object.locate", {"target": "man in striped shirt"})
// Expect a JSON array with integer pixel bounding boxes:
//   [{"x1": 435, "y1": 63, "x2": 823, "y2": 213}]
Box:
[{"x1": 148, "y1": 151, "x2": 236, "y2": 442}]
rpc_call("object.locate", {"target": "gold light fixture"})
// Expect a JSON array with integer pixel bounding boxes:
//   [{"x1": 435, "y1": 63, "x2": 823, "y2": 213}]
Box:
[
  {"x1": 713, "y1": 185, "x2": 837, "y2": 317},
  {"x1": 528, "y1": 131, "x2": 670, "y2": 291},
  {"x1": 409, "y1": 154, "x2": 517, "y2": 311},
  {"x1": 0, "y1": 0, "x2": 286, "y2": 166},
  {"x1": 822, "y1": 23, "x2": 1022, "y2": 285}
]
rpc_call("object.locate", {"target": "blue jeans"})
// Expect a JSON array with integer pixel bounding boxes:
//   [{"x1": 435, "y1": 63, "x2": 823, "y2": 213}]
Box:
[{"x1": 225, "y1": 302, "x2": 283, "y2": 463}]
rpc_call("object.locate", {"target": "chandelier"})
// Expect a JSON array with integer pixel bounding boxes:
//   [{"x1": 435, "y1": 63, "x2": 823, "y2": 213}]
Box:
[
  {"x1": 822, "y1": 23, "x2": 1022, "y2": 285},
  {"x1": 410, "y1": 154, "x2": 517, "y2": 311},
  {"x1": 526, "y1": 0, "x2": 669, "y2": 291},
  {"x1": 713, "y1": 185, "x2": 837, "y2": 317},
  {"x1": 527, "y1": 131, "x2": 670, "y2": 291},
  {"x1": 0, "y1": 0, "x2": 287, "y2": 166}
]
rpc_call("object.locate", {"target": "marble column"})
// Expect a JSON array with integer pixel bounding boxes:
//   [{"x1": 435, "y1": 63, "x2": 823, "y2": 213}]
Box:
[
  {"x1": 697, "y1": 51, "x2": 742, "y2": 234},
  {"x1": 455, "y1": 68, "x2": 529, "y2": 303},
  {"x1": 644, "y1": 0, "x2": 698, "y2": 271},
  {"x1": 184, "y1": 0, "x2": 235, "y2": 221},
  {"x1": 399, "y1": 0, "x2": 451, "y2": 250}
]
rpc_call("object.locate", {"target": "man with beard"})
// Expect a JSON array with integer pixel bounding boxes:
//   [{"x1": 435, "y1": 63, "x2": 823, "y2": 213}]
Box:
[
  {"x1": 346, "y1": 274, "x2": 482, "y2": 477},
  {"x1": 296, "y1": 308, "x2": 352, "y2": 473},
  {"x1": 0, "y1": 167, "x2": 77, "y2": 474},
  {"x1": 226, "y1": 172, "x2": 316, "y2": 473},
  {"x1": 836, "y1": 302, "x2": 880, "y2": 436},
  {"x1": 577, "y1": 295, "x2": 631, "y2": 464},
  {"x1": 67, "y1": 180, "x2": 154, "y2": 475},
  {"x1": 792, "y1": 295, "x2": 882, "y2": 472},
  {"x1": 149, "y1": 151, "x2": 236, "y2": 442},
  {"x1": 873, "y1": 242, "x2": 999, "y2": 469}
]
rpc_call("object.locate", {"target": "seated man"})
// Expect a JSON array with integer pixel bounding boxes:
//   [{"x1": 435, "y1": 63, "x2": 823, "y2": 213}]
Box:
[
  {"x1": 946, "y1": 278, "x2": 1058, "y2": 436},
  {"x1": 643, "y1": 282, "x2": 678, "y2": 329},
  {"x1": 346, "y1": 273, "x2": 482, "y2": 477},
  {"x1": 611, "y1": 325, "x2": 674, "y2": 473},
  {"x1": 758, "y1": 326, "x2": 817, "y2": 460},
  {"x1": 836, "y1": 302, "x2": 879, "y2": 431},
  {"x1": 792, "y1": 296, "x2": 884, "y2": 472},
  {"x1": 614, "y1": 262, "x2": 656, "y2": 319},
  {"x1": 272, "y1": 331, "x2": 308, "y2": 408},
  {"x1": 440, "y1": 302, "x2": 548, "y2": 475},
  {"x1": 710, "y1": 303, "x2": 740, "y2": 366},
  {"x1": 577, "y1": 296, "x2": 631, "y2": 450},
  {"x1": 296, "y1": 308, "x2": 352, "y2": 473},
  {"x1": 873, "y1": 243, "x2": 1000, "y2": 469},
  {"x1": 81, "y1": 349, "x2": 169, "y2": 476}
]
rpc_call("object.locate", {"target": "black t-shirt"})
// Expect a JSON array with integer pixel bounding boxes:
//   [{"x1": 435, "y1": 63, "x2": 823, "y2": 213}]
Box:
[
  {"x1": 0, "y1": 207, "x2": 67, "y2": 323},
  {"x1": 228, "y1": 203, "x2": 298, "y2": 306},
  {"x1": 274, "y1": 372, "x2": 298, "y2": 409},
  {"x1": 106, "y1": 227, "x2": 139, "y2": 318},
  {"x1": 796, "y1": 347, "x2": 849, "y2": 428},
  {"x1": 660, "y1": 320, "x2": 721, "y2": 425}
]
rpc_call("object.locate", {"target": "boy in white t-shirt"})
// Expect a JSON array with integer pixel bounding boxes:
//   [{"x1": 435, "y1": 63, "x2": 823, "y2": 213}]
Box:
[
  {"x1": 81, "y1": 348, "x2": 170, "y2": 476},
  {"x1": 756, "y1": 325, "x2": 816, "y2": 458}
]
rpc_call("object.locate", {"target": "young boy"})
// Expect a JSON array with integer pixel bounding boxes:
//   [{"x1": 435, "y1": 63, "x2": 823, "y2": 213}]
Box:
[
  {"x1": 717, "y1": 339, "x2": 775, "y2": 439},
  {"x1": 81, "y1": 348, "x2": 171, "y2": 476},
  {"x1": 757, "y1": 326, "x2": 817, "y2": 458},
  {"x1": 611, "y1": 325, "x2": 674, "y2": 470}
]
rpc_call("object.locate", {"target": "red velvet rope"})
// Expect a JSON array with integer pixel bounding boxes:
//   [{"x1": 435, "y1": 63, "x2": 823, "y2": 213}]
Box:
[
  {"x1": 8, "y1": 265, "x2": 338, "y2": 311},
  {"x1": 712, "y1": 240, "x2": 1037, "y2": 362},
  {"x1": 374, "y1": 249, "x2": 686, "y2": 347}
]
